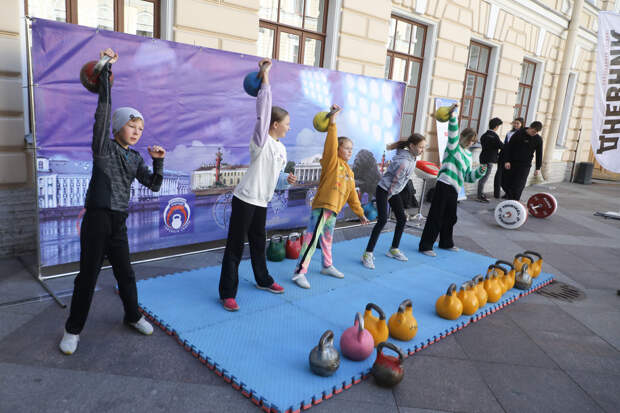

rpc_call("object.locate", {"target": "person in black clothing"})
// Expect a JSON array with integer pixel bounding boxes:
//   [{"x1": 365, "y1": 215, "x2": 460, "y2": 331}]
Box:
[
  {"x1": 477, "y1": 117, "x2": 503, "y2": 202},
  {"x1": 59, "y1": 48, "x2": 166, "y2": 355},
  {"x1": 495, "y1": 117, "x2": 523, "y2": 198},
  {"x1": 502, "y1": 121, "x2": 543, "y2": 201}
]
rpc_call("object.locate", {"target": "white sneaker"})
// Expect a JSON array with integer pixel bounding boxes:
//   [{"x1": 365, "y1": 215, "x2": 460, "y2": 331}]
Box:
[
  {"x1": 320, "y1": 265, "x2": 344, "y2": 279},
  {"x1": 386, "y1": 248, "x2": 408, "y2": 261},
  {"x1": 444, "y1": 246, "x2": 459, "y2": 252},
  {"x1": 59, "y1": 330, "x2": 79, "y2": 355},
  {"x1": 421, "y1": 250, "x2": 437, "y2": 257},
  {"x1": 129, "y1": 316, "x2": 153, "y2": 335},
  {"x1": 362, "y1": 252, "x2": 375, "y2": 269},
  {"x1": 292, "y1": 273, "x2": 311, "y2": 289}
]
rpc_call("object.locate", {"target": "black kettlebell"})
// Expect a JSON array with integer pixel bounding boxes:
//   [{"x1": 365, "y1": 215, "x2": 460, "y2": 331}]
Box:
[{"x1": 267, "y1": 235, "x2": 286, "y2": 262}]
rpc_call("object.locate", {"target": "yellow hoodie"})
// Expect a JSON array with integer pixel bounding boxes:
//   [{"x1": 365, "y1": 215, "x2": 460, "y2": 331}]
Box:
[{"x1": 311, "y1": 124, "x2": 364, "y2": 217}]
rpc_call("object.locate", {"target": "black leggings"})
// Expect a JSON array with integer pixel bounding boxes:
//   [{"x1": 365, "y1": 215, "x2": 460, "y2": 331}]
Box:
[{"x1": 365, "y1": 185, "x2": 407, "y2": 253}]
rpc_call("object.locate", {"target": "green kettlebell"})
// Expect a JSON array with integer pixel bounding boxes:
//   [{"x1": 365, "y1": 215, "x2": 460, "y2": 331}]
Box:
[{"x1": 267, "y1": 235, "x2": 286, "y2": 262}]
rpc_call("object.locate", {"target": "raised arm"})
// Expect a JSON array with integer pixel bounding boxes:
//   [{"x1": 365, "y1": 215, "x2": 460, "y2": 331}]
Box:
[
  {"x1": 446, "y1": 113, "x2": 460, "y2": 152},
  {"x1": 135, "y1": 155, "x2": 164, "y2": 192},
  {"x1": 319, "y1": 104, "x2": 342, "y2": 172},
  {"x1": 92, "y1": 63, "x2": 113, "y2": 155},
  {"x1": 251, "y1": 59, "x2": 272, "y2": 148}
]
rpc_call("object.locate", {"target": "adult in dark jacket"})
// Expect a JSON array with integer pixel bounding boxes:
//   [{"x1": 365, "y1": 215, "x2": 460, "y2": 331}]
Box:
[
  {"x1": 495, "y1": 117, "x2": 523, "y2": 198},
  {"x1": 502, "y1": 121, "x2": 543, "y2": 201},
  {"x1": 477, "y1": 117, "x2": 503, "y2": 202}
]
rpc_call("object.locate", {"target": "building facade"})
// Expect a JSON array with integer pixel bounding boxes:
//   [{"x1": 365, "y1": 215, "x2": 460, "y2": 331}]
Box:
[{"x1": 0, "y1": 0, "x2": 616, "y2": 257}]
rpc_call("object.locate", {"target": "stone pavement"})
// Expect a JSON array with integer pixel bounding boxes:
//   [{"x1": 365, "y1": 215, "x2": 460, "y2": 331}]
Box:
[{"x1": 0, "y1": 180, "x2": 619, "y2": 413}]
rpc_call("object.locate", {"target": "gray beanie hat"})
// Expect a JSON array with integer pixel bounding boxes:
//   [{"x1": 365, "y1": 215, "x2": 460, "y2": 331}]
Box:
[{"x1": 112, "y1": 107, "x2": 144, "y2": 135}]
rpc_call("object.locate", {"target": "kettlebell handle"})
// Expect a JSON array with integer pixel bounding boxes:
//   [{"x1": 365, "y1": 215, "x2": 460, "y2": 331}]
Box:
[
  {"x1": 523, "y1": 250, "x2": 541, "y2": 260},
  {"x1": 271, "y1": 235, "x2": 282, "y2": 243},
  {"x1": 318, "y1": 330, "x2": 334, "y2": 351},
  {"x1": 354, "y1": 312, "x2": 365, "y2": 333},
  {"x1": 495, "y1": 260, "x2": 514, "y2": 271},
  {"x1": 446, "y1": 283, "x2": 457, "y2": 296},
  {"x1": 397, "y1": 299, "x2": 412, "y2": 314},
  {"x1": 486, "y1": 265, "x2": 498, "y2": 277},
  {"x1": 365, "y1": 303, "x2": 386, "y2": 320},
  {"x1": 377, "y1": 342, "x2": 405, "y2": 362},
  {"x1": 288, "y1": 232, "x2": 300, "y2": 241},
  {"x1": 326, "y1": 106, "x2": 341, "y2": 119},
  {"x1": 515, "y1": 253, "x2": 533, "y2": 263},
  {"x1": 93, "y1": 54, "x2": 112, "y2": 75},
  {"x1": 472, "y1": 274, "x2": 484, "y2": 284}
]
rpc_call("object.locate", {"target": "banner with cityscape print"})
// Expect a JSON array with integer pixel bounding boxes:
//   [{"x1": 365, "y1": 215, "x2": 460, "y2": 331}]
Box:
[{"x1": 31, "y1": 19, "x2": 405, "y2": 267}]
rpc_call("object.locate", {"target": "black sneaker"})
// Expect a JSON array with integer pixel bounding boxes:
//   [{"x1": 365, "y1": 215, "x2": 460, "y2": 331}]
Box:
[{"x1": 476, "y1": 195, "x2": 490, "y2": 203}]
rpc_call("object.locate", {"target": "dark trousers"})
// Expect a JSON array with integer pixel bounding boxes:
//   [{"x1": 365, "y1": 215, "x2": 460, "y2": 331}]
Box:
[
  {"x1": 419, "y1": 181, "x2": 457, "y2": 252},
  {"x1": 65, "y1": 209, "x2": 140, "y2": 334},
  {"x1": 504, "y1": 164, "x2": 531, "y2": 201},
  {"x1": 366, "y1": 185, "x2": 407, "y2": 253},
  {"x1": 494, "y1": 163, "x2": 504, "y2": 198},
  {"x1": 477, "y1": 163, "x2": 494, "y2": 197},
  {"x1": 400, "y1": 179, "x2": 417, "y2": 208},
  {"x1": 219, "y1": 196, "x2": 274, "y2": 299}
]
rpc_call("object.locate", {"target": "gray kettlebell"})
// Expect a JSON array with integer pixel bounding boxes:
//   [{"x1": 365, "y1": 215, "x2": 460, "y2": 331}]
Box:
[
  {"x1": 514, "y1": 263, "x2": 533, "y2": 290},
  {"x1": 309, "y1": 330, "x2": 340, "y2": 376}
]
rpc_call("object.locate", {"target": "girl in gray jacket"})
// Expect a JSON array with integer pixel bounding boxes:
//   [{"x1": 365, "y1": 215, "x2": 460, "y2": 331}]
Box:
[{"x1": 362, "y1": 134, "x2": 426, "y2": 269}]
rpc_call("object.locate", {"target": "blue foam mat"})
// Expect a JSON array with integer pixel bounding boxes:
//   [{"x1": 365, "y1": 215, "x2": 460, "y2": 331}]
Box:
[{"x1": 137, "y1": 233, "x2": 553, "y2": 412}]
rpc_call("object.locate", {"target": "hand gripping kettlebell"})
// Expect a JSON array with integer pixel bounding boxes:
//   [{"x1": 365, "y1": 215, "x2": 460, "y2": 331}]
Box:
[
  {"x1": 309, "y1": 330, "x2": 340, "y2": 377},
  {"x1": 285, "y1": 232, "x2": 302, "y2": 259},
  {"x1": 312, "y1": 106, "x2": 340, "y2": 132},
  {"x1": 363, "y1": 303, "x2": 389, "y2": 347},
  {"x1": 266, "y1": 235, "x2": 286, "y2": 262},
  {"x1": 340, "y1": 312, "x2": 375, "y2": 361},
  {"x1": 388, "y1": 299, "x2": 418, "y2": 341},
  {"x1": 80, "y1": 54, "x2": 113, "y2": 93},
  {"x1": 243, "y1": 61, "x2": 268, "y2": 97},
  {"x1": 436, "y1": 283, "x2": 463, "y2": 320},
  {"x1": 372, "y1": 342, "x2": 405, "y2": 387}
]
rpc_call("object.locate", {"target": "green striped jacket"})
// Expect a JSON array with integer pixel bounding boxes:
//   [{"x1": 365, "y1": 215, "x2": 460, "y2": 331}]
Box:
[{"x1": 437, "y1": 115, "x2": 486, "y2": 191}]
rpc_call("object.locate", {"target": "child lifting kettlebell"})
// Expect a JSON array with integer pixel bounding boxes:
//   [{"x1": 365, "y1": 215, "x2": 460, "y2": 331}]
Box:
[
  {"x1": 419, "y1": 104, "x2": 486, "y2": 257},
  {"x1": 292, "y1": 104, "x2": 369, "y2": 289},
  {"x1": 362, "y1": 134, "x2": 427, "y2": 269}
]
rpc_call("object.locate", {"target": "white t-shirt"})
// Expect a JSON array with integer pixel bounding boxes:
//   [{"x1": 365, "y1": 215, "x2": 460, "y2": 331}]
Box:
[{"x1": 233, "y1": 135, "x2": 287, "y2": 207}]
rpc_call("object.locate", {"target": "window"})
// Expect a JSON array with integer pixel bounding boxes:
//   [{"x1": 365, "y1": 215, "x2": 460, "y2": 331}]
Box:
[
  {"x1": 26, "y1": 0, "x2": 160, "y2": 38},
  {"x1": 384, "y1": 15, "x2": 426, "y2": 137},
  {"x1": 461, "y1": 41, "x2": 491, "y2": 132},
  {"x1": 514, "y1": 60, "x2": 536, "y2": 121},
  {"x1": 258, "y1": 0, "x2": 328, "y2": 67}
]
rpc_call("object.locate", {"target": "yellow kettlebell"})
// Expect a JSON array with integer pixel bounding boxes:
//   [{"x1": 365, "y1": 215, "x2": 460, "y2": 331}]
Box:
[
  {"x1": 312, "y1": 107, "x2": 339, "y2": 132},
  {"x1": 523, "y1": 250, "x2": 543, "y2": 277},
  {"x1": 491, "y1": 264, "x2": 508, "y2": 295},
  {"x1": 434, "y1": 104, "x2": 456, "y2": 122},
  {"x1": 495, "y1": 260, "x2": 516, "y2": 291},
  {"x1": 471, "y1": 274, "x2": 488, "y2": 307},
  {"x1": 388, "y1": 299, "x2": 418, "y2": 341},
  {"x1": 363, "y1": 303, "x2": 389, "y2": 347},
  {"x1": 513, "y1": 253, "x2": 535, "y2": 278},
  {"x1": 456, "y1": 281, "x2": 480, "y2": 315},
  {"x1": 483, "y1": 265, "x2": 503, "y2": 303},
  {"x1": 435, "y1": 284, "x2": 463, "y2": 320}
]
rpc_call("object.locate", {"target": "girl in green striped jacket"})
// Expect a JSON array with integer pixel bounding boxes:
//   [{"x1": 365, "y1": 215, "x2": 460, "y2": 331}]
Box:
[{"x1": 419, "y1": 104, "x2": 487, "y2": 257}]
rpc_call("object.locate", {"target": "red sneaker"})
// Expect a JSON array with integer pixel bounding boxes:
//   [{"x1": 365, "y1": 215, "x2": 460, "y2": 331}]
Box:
[
  {"x1": 256, "y1": 282, "x2": 285, "y2": 294},
  {"x1": 222, "y1": 298, "x2": 239, "y2": 311}
]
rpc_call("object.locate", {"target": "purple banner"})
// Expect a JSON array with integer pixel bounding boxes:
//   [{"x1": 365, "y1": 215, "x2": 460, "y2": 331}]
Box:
[{"x1": 31, "y1": 19, "x2": 405, "y2": 267}]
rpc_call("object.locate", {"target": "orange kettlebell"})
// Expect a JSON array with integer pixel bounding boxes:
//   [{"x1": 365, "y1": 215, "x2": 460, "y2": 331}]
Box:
[
  {"x1": 363, "y1": 303, "x2": 389, "y2": 347},
  {"x1": 456, "y1": 281, "x2": 480, "y2": 315},
  {"x1": 436, "y1": 284, "x2": 463, "y2": 320},
  {"x1": 523, "y1": 250, "x2": 543, "y2": 277},
  {"x1": 513, "y1": 253, "x2": 535, "y2": 278},
  {"x1": 495, "y1": 260, "x2": 516, "y2": 291},
  {"x1": 471, "y1": 274, "x2": 488, "y2": 307},
  {"x1": 483, "y1": 265, "x2": 503, "y2": 303},
  {"x1": 388, "y1": 299, "x2": 418, "y2": 341}
]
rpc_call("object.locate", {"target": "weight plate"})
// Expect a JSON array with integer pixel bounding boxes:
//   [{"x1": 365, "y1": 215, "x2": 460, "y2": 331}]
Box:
[
  {"x1": 527, "y1": 192, "x2": 557, "y2": 218},
  {"x1": 415, "y1": 160, "x2": 439, "y2": 180},
  {"x1": 495, "y1": 200, "x2": 528, "y2": 229}
]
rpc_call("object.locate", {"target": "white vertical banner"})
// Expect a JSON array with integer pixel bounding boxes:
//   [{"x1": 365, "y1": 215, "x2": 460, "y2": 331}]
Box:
[
  {"x1": 592, "y1": 12, "x2": 620, "y2": 173},
  {"x1": 434, "y1": 98, "x2": 467, "y2": 199}
]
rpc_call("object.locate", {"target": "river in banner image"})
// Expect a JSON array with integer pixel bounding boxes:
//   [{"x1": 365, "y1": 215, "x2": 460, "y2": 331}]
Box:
[{"x1": 39, "y1": 188, "x2": 353, "y2": 267}]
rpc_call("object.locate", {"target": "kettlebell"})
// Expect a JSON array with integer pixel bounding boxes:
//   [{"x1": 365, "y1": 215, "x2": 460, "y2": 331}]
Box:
[
  {"x1": 372, "y1": 342, "x2": 405, "y2": 387},
  {"x1": 80, "y1": 55, "x2": 114, "y2": 93},
  {"x1": 483, "y1": 265, "x2": 503, "y2": 303},
  {"x1": 312, "y1": 106, "x2": 340, "y2": 132},
  {"x1": 266, "y1": 235, "x2": 286, "y2": 262},
  {"x1": 388, "y1": 299, "x2": 418, "y2": 341},
  {"x1": 495, "y1": 260, "x2": 516, "y2": 291},
  {"x1": 363, "y1": 202, "x2": 378, "y2": 221},
  {"x1": 363, "y1": 303, "x2": 389, "y2": 347},
  {"x1": 471, "y1": 274, "x2": 488, "y2": 307},
  {"x1": 456, "y1": 281, "x2": 480, "y2": 315},
  {"x1": 434, "y1": 104, "x2": 456, "y2": 122},
  {"x1": 491, "y1": 264, "x2": 508, "y2": 295},
  {"x1": 435, "y1": 284, "x2": 463, "y2": 320},
  {"x1": 285, "y1": 232, "x2": 302, "y2": 259},
  {"x1": 513, "y1": 253, "x2": 535, "y2": 278},
  {"x1": 523, "y1": 250, "x2": 543, "y2": 277},
  {"x1": 243, "y1": 71, "x2": 262, "y2": 97},
  {"x1": 309, "y1": 330, "x2": 340, "y2": 377},
  {"x1": 340, "y1": 312, "x2": 375, "y2": 361},
  {"x1": 514, "y1": 263, "x2": 533, "y2": 290}
]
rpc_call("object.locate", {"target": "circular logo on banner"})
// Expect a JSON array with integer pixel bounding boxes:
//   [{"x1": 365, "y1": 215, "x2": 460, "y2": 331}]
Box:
[
  {"x1": 213, "y1": 191, "x2": 234, "y2": 231},
  {"x1": 163, "y1": 197, "x2": 191, "y2": 233}
]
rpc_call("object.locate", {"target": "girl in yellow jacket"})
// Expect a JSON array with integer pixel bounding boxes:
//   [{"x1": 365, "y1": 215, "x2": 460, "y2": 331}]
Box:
[{"x1": 292, "y1": 105, "x2": 369, "y2": 289}]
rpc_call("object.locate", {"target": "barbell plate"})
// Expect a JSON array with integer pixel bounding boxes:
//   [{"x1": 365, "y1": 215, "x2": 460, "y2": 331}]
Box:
[
  {"x1": 495, "y1": 200, "x2": 528, "y2": 229},
  {"x1": 527, "y1": 193, "x2": 557, "y2": 218}
]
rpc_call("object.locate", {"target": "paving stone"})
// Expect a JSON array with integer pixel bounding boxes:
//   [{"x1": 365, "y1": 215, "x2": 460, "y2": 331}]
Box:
[
  {"x1": 476, "y1": 361, "x2": 603, "y2": 413},
  {"x1": 565, "y1": 370, "x2": 620, "y2": 413},
  {"x1": 414, "y1": 334, "x2": 469, "y2": 360},
  {"x1": 506, "y1": 302, "x2": 593, "y2": 336}
]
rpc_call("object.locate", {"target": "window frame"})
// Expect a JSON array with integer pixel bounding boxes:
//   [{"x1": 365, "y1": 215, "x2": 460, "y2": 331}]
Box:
[
  {"x1": 513, "y1": 59, "x2": 537, "y2": 122},
  {"x1": 384, "y1": 14, "x2": 427, "y2": 137},
  {"x1": 460, "y1": 41, "x2": 491, "y2": 132},
  {"x1": 25, "y1": 0, "x2": 161, "y2": 38},
  {"x1": 258, "y1": 0, "x2": 329, "y2": 67}
]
